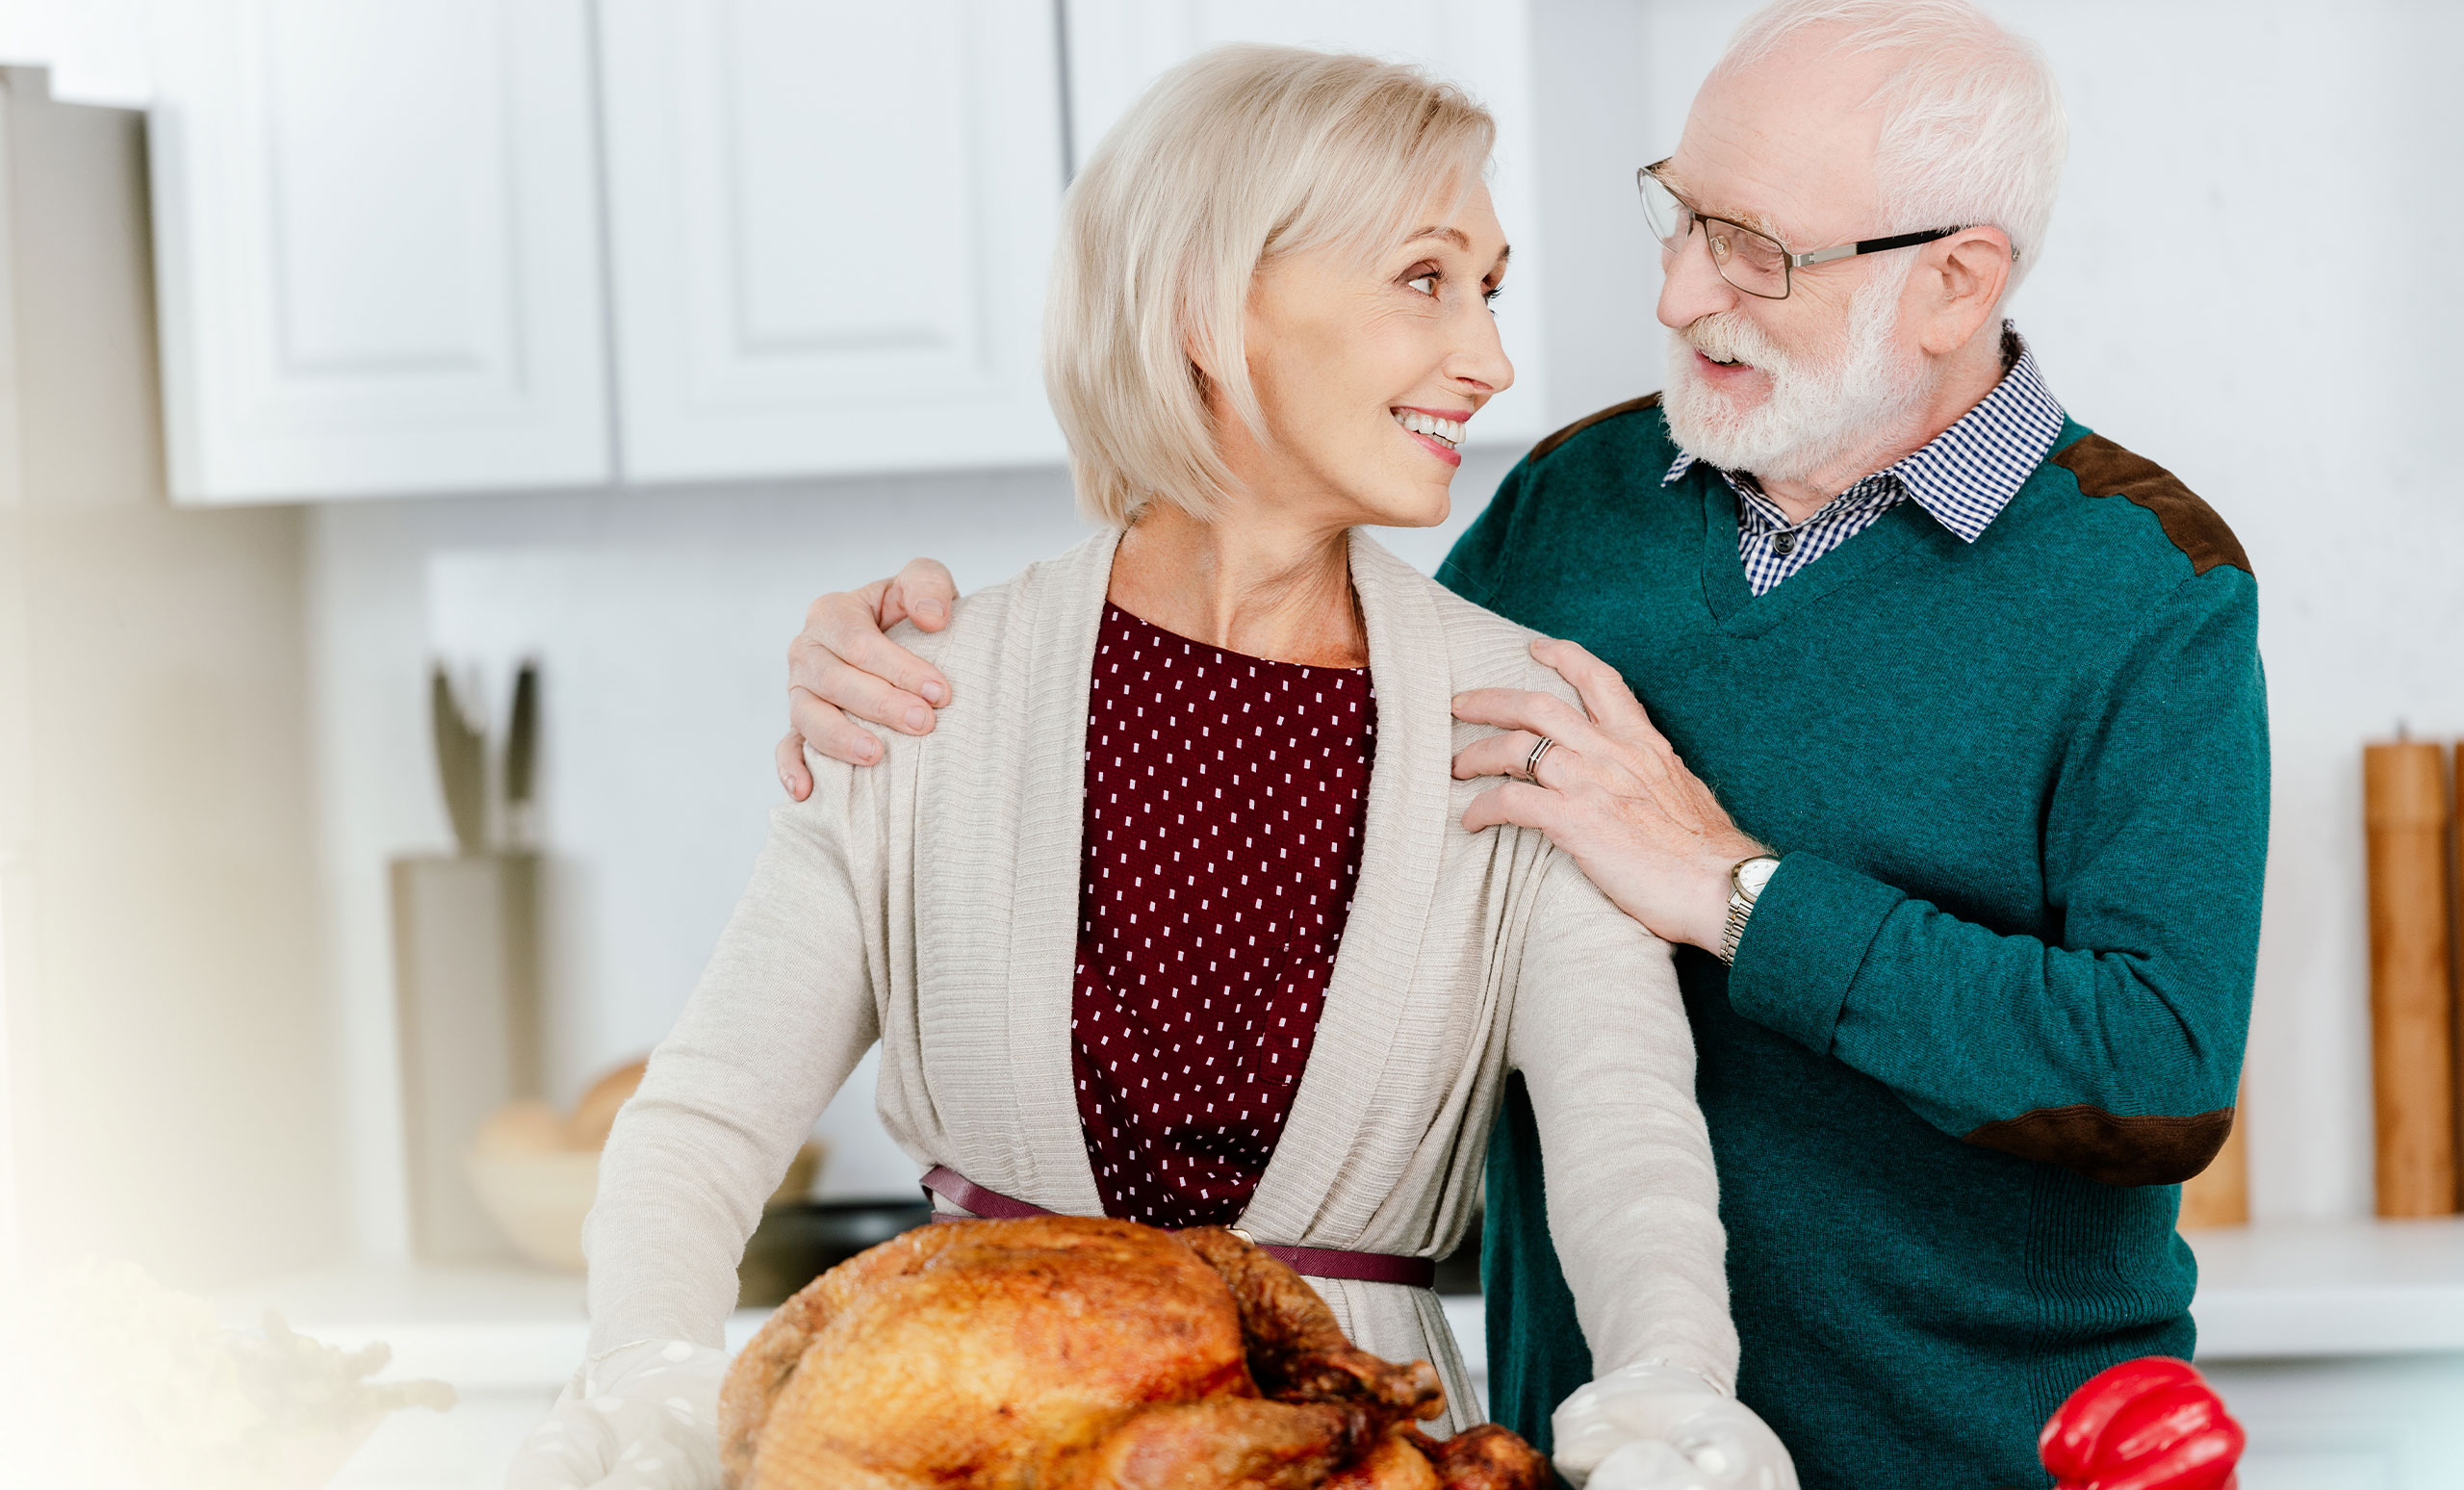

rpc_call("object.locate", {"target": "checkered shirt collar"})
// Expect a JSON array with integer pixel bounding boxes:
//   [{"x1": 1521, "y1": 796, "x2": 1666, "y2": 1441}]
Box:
[{"x1": 1661, "y1": 323, "x2": 2067, "y2": 544}]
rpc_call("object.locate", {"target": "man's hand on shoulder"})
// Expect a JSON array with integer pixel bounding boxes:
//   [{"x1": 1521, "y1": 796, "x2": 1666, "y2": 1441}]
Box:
[
  {"x1": 1452, "y1": 637, "x2": 1764, "y2": 953},
  {"x1": 776, "y1": 556, "x2": 961, "y2": 800}
]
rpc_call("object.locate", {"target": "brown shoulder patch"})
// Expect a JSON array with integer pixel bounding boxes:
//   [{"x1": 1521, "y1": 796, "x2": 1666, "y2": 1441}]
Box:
[
  {"x1": 1964, "y1": 1104, "x2": 2235, "y2": 1188},
  {"x1": 2051, "y1": 433, "x2": 2250, "y2": 577},
  {"x1": 1528, "y1": 393, "x2": 1663, "y2": 464}
]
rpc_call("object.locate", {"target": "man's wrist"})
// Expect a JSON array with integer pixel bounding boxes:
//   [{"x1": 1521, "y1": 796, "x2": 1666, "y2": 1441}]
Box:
[
  {"x1": 1712, "y1": 846, "x2": 1781, "y2": 963},
  {"x1": 1681, "y1": 841, "x2": 1770, "y2": 952}
]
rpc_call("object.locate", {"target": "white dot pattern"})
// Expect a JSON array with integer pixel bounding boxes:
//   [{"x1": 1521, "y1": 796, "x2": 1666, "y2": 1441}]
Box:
[{"x1": 1070, "y1": 604, "x2": 1376, "y2": 1228}]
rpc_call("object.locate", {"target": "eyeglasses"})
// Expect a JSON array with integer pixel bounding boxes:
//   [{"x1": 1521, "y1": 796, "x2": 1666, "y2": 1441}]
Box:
[{"x1": 1636, "y1": 159, "x2": 1965, "y2": 300}]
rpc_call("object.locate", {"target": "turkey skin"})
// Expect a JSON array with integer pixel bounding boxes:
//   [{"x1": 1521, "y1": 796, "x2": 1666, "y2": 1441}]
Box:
[{"x1": 718, "y1": 1216, "x2": 1547, "y2": 1489}]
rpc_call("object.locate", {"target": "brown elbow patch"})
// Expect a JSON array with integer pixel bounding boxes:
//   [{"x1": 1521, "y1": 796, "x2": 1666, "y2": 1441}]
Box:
[
  {"x1": 1529, "y1": 393, "x2": 1662, "y2": 464},
  {"x1": 2050, "y1": 433, "x2": 2251, "y2": 577},
  {"x1": 1963, "y1": 1104, "x2": 2236, "y2": 1188}
]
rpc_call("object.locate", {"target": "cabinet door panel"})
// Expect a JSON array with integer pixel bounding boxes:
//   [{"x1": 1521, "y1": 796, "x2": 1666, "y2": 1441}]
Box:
[
  {"x1": 725, "y1": 7, "x2": 973, "y2": 366},
  {"x1": 1063, "y1": 0, "x2": 1548, "y2": 446},
  {"x1": 148, "y1": 0, "x2": 609, "y2": 501},
  {"x1": 599, "y1": 0, "x2": 1068, "y2": 482}
]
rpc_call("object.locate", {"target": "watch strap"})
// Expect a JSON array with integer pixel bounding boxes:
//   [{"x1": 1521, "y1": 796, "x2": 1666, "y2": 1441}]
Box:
[{"x1": 1718, "y1": 855, "x2": 1780, "y2": 965}]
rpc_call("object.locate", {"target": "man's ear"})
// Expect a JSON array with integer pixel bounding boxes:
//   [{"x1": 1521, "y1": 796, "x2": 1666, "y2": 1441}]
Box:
[{"x1": 1915, "y1": 225, "x2": 2014, "y2": 354}]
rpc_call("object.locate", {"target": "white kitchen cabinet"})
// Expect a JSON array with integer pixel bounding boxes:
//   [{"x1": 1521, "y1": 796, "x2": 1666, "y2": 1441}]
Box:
[
  {"x1": 146, "y1": 0, "x2": 611, "y2": 502},
  {"x1": 594, "y1": 0, "x2": 1070, "y2": 484},
  {"x1": 142, "y1": 1, "x2": 1545, "y2": 500},
  {"x1": 1062, "y1": 0, "x2": 1552, "y2": 447}
]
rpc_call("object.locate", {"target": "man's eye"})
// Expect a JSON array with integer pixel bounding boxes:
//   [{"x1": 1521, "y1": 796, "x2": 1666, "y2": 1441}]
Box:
[{"x1": 1407, "y1": 273, "x2": 1439, "y2": 296}]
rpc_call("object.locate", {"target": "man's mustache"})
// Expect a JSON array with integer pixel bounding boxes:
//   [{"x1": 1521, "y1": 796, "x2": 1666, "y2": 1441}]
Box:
[{"x1": 1678, "y1": 313, "x2": 1783, "y2": 374}]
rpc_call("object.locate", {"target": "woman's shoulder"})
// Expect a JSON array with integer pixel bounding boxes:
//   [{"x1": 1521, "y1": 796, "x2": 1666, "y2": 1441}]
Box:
[
  {"x1": 1348, "y1": 531, "x2": 1582, "y2": 706},
  {"x1": 860, "y1": 529, "x2": 1119, "y2": 778},
  {"x1": 886, "y1": 528, "x2": 1116, "y2": 673}
]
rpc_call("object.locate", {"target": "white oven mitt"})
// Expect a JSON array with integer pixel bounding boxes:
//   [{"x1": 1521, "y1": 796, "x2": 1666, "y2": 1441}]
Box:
[
  {"x1": 1553, "y1": 1361, "x2": 1799, "y2": 1490},
  {"x1": 504, "y1": 1340, "x2": 728, "y2": 1490}
]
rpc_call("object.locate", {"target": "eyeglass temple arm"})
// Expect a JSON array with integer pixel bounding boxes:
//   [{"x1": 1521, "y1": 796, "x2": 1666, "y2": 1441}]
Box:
[{"x1": 1790, "y1": 225, "x2": 1986, "y2": 269}]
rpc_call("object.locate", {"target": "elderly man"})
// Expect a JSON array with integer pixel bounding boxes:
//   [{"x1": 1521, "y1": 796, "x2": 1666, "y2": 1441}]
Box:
[{"x1": 771, "y1": 3, "x2": 2267, "y2": 1487}]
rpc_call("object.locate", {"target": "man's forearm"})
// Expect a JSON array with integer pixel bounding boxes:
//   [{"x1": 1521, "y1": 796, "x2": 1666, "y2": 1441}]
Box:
[
  {"x1": 1724, "y1": 849, "x2": 2257, "y2": 1186},
  {"x1": 1722, "y1": 563, "x2": 2267, "y2": 1187}
]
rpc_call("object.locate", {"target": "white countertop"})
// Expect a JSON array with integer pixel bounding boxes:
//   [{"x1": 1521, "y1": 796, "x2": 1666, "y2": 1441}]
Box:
[
  {"x1": 216, "y1": 1263, "x2": 760, "y2": 1392},
  {"x1": 2177, "y1": 1214, "x2": 2464, "y2": 1359},
  {"x1": 224, "y1": 1216, "x2": 2464, "y2": 1391}
]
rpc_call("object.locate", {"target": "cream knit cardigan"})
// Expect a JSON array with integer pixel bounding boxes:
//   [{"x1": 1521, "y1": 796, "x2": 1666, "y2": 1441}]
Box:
[{"x1": 584, "y1": 527, "x2": 1736, "y2": 1427}]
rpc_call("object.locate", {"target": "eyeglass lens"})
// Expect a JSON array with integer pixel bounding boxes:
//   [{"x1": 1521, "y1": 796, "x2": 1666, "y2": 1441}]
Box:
[{"x1": 1637, "y1": 169, "x2": 1789, "y2": 297}]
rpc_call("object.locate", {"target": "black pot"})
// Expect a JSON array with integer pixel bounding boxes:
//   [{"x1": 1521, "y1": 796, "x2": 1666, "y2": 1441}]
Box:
[{"x1": 736, "y1": 1197, "x2": 935, "y2": 1308}]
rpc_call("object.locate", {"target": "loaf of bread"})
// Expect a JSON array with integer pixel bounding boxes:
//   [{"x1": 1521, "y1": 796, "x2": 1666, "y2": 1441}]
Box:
[{"x1": 563, "y1": 1059, "x2": 650, "y2": 1149}]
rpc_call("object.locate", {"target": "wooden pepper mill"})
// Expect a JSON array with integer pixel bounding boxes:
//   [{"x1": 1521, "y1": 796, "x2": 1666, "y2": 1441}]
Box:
[
  {"x1": 2364, "y1": 740, "x2": 2457, "y2": 1217},
  {"x1": 2177, "y1": 1079, "x2": 2249, "y2": 1228},
  {"x1": 2454, "y1": 744, "x2": 2464, "y2": 1210}
]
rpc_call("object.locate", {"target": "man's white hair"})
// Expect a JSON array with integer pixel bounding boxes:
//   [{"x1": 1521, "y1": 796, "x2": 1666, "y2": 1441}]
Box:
[{"x1": 1718, "y1": 0, "x2": 2067, "y2": 295}]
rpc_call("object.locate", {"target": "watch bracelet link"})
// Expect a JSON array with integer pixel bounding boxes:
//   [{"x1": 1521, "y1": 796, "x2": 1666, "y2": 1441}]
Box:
[{"x1": 1719, "y1": 896, "x2": 1754, "y2": 965}]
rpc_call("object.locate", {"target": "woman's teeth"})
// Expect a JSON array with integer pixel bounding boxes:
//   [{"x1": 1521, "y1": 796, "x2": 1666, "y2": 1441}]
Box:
[{"x1": 1394, "y1": 410, "x2": 1465, "y2": 448}]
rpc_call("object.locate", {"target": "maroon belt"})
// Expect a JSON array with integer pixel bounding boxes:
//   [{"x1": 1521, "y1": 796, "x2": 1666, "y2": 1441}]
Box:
[{"x1": 920, "y1": 1166, "x2": 1436, "y2": 1289}]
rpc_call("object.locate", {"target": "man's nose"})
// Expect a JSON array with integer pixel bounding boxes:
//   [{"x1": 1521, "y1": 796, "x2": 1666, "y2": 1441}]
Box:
[{"x1": 1657, "y1": 224, "x2": 1740, "y2": 331}]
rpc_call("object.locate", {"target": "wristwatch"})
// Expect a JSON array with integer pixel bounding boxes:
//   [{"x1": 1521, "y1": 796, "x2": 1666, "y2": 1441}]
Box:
[{"x1": 1718, "y1": 854, "x2": 1782, "y2": 965}]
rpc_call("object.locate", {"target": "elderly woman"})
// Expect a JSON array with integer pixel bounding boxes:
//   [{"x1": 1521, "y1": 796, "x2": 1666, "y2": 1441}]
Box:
[{"x1": 511, "y1": 45, "x2": 1791, "y2": 1490}]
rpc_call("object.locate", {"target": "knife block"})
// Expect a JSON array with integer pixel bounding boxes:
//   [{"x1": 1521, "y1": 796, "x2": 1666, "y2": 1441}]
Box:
[{"x1": 391, "y1": 850, "x2": 544, "y2": 1259}]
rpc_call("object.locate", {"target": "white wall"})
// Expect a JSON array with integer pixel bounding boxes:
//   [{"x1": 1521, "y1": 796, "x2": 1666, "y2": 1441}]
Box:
[
  {"x1": 0, "y1": 66, "x2": 343, "y2": 1292},
  {"x1": 0, "y1": 0, "x2": 149, "y2": 107},
  {"x1": 3, "y1": 503, "x2": 344, "y2": 1288}
]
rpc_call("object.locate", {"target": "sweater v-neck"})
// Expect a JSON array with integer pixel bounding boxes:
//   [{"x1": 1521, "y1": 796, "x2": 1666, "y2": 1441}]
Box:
[{"x1": 1694, "y1": 468, "x2": 1934, "y2": 637}]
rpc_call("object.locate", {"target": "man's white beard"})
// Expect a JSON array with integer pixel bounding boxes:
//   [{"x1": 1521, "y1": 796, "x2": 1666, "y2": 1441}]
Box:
[{"x1": 1661, "y1": 265, "x2": 1927, "y2": 489}]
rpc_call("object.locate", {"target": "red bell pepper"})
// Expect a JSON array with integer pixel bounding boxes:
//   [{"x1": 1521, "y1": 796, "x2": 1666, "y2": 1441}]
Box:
[{"x1": 2039, "y1": 1356, "x2": 2245, "y2": 1490}]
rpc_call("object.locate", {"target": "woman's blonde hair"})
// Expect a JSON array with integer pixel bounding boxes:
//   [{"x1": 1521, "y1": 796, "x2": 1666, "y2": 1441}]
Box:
[{"x1": 1044, "y1": 45, "x2": 1496, "y2": 527}]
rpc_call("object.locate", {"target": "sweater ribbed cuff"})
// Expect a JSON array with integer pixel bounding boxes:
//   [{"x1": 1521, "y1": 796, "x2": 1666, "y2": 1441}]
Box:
[{"x1": 1725, "y1": 852, "x2": 1903, "y2": 1056}]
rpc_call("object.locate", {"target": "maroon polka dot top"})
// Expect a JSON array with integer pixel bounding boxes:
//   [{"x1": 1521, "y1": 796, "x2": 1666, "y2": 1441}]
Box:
[{"x1": 1070, "y1": 603, "x2": 1377, "y2": 1228}]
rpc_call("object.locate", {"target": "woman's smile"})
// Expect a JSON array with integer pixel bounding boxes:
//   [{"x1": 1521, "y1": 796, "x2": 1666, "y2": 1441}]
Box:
[{"x1": 1393, "y1": 405, "x2": 1470, "y2": 467}]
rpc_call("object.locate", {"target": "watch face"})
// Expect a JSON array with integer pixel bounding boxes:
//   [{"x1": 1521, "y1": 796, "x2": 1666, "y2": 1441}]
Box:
[{"x1": 1735, "y1": 856, "x2": 1781, "y2": 899}]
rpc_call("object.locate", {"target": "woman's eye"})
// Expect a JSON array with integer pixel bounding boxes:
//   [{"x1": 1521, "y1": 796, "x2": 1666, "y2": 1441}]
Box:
[{"x1": 1407, "y1": 272, "x2": 1439, "y2": 296}]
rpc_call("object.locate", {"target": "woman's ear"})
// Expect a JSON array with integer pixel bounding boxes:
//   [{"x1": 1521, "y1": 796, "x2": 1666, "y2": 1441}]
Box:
[
  {"x1": 1182, "y1": 325, "x2": 1228, "y2": 416},
  {"x1": 1915, "y1": 225, "x2": 2014, "y2": 355}
]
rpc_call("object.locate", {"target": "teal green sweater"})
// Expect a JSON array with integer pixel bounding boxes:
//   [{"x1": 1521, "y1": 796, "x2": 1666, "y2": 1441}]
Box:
[{"x1": 1440, "y1": 399, "x2": 2267, "y2": 1490}]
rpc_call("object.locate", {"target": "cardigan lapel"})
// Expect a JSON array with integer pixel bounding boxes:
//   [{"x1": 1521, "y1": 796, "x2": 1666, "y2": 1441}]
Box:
[
  {"x1": 1237, "y1": 529, "x2": 1452, "y2": 1246},
  {"x1": 988, "y1": 527, "x2": 1117, "y2": 1216}
]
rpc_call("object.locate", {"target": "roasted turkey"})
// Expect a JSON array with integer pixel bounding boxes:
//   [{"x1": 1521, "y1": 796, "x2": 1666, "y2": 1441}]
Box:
[{"x1": 718, "y1": 1215, "x2": 1550, "y2": 1490}]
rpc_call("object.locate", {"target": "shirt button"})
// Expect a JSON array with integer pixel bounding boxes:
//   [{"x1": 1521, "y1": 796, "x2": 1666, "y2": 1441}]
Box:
[{"x1": 1773, "y1": 530, "x2": 1797, "y2": 556}]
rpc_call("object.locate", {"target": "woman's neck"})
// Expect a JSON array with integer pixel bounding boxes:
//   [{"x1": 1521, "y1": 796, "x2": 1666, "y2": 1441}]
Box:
[{"x1": 1107, "y1": 501, "x2": 1367, "y2": 668}]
